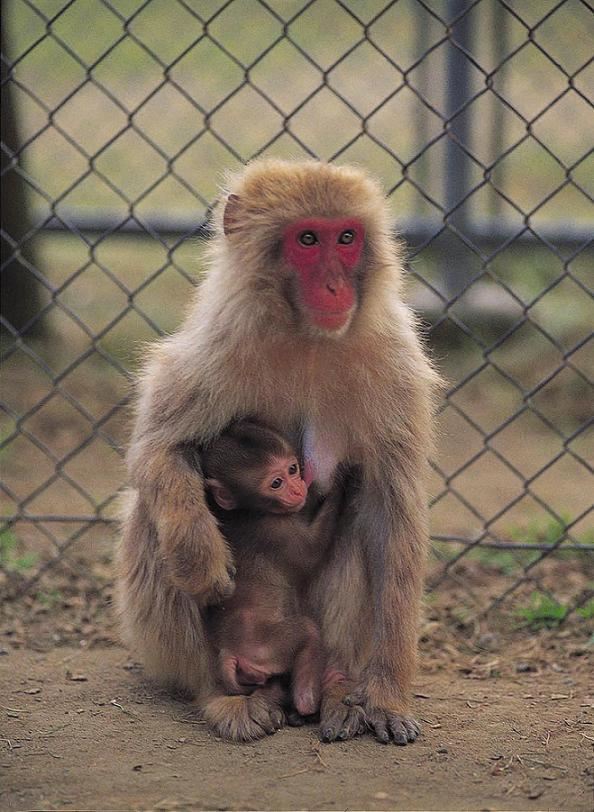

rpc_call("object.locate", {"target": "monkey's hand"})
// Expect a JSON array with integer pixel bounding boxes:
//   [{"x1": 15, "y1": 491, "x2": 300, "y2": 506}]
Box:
[
  {"x1": 203, "y1": 686, "x2": 285, "y2": 741},
  {"x1": 343, "y1": 676, "x2": 420, "y2": 746},
  {"x1": 160, "y1": 511, "x2": 236, "y2": 604}
]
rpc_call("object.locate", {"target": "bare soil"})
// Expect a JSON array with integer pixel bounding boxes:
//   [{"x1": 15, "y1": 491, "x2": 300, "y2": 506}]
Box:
[{"x1": 1, "y1": 641, "x2": 592, "y2": 812}]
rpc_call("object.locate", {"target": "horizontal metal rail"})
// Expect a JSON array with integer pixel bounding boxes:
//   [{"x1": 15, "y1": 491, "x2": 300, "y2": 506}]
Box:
[
  {"x1": 39, "y1": 210, "x2": 593, "y2": 250},
  {"x1": 3, "y1": 515, "x2": 593, "y2": 554}
]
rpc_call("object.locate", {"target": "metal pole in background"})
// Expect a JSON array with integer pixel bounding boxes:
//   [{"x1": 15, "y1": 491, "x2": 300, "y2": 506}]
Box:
[
  {"x1": 414, "y1": 1, "x2": 430, "y2": 217},
  {"x1": 443, "y1": 0, "x2": 474, "y2": 297},
  {"x1": 0, "y1": 24, "x2": 43, "y2": 336},
  {"x1": 490, "y1": 0, "x2": 508, "y2": 219}
]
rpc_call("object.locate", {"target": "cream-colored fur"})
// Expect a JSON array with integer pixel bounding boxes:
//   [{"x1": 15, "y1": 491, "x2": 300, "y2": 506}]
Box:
[{"x1": 116, "y1": 159, "x2": 439, "y2": 742}]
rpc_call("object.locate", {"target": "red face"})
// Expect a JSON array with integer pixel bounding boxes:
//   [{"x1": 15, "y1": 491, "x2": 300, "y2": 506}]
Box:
[
  {"x1": 262, "y1": 455, "x2": 307, "y2": 513},
  {"x1": 282, "y1": 217, "x2": 365, "y2": 332}
]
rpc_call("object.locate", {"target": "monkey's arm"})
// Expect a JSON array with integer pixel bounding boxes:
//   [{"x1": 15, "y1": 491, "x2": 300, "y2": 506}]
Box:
[
  {"x1": 281, "y1": 485, "x2": 342, "y2": 571},
  {"x1": 307, "y1": 484, "x2": 342, "y2": 539},
  {"x1": 129, "y1": 433, "x2": 235, "y2": 602},
  {"x1": 127, "y1": 360, "x2": 235, "y2": 604}
]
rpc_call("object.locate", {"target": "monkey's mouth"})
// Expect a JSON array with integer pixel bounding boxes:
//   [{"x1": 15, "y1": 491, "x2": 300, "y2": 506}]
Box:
[
  {"x1": 272, "y1": 497, "x2": 307, "y2": 514},
  {"x1": 309, "y1": 307, "x2": 353, "y2": 331}
]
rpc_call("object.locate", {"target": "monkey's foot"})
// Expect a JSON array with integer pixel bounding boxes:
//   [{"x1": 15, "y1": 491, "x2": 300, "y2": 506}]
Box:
[
  {"x1": 343, "y1": 688, "x2": 420, "y2": 745},
  {"x1": 202, "y1": 692, "x2": 285, "y2": 742},
  {"x1": 285, "y1": 709, "x2": 307, "y2": 727},
  {"x1": 319, "y1": 699, "x2": 366, "y2": 742}
]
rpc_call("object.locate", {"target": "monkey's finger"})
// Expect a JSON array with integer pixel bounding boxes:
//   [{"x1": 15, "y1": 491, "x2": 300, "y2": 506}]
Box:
[
  {"x1": 402, "y1": 717, "x2": 421, "y2": 741},
  {"x1": 209, "y1": 572, "x2": 236, "y2": 604},
  {"x1": 247, "y1": 698, "x2": 284, "y2": 735},
  {"x1": 387, "y1": 716, "x2": 408, "y2": 745},
  {"x1": 369, "y1": 714, "x2": 390, "y2": 744},
  {"x1": 320, "y1": 721, "x2": 339, "y2": 742},
  {"x1": 337, "y1": 706, "x2": 366, "y2": 740},
  {"x1": 342, "y1": 690, "x2": 364, "y2": 707},
  {"x1": 320, "y1": 697, "x2": 366, "y2": 742},
  {"x1": 269, "y1": 706, "x2": 285, "y2": 731},
  {"x1": 254, "y1": 711, "x2": 281, "y2": 735}
]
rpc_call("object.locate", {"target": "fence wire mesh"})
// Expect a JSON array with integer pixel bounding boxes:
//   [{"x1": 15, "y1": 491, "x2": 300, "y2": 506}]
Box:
[{"x1": 1, "y1": 0, "x2": 593, "y2": 624}]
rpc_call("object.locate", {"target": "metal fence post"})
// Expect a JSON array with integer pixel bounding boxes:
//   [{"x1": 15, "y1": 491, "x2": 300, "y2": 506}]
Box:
[{"x1": 443, "y1": 0, "x2": 474, "y2": 297}]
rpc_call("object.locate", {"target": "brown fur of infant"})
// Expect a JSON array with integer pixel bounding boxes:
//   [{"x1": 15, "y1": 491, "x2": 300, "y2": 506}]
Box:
[{"x1": 202, "y1": 418, "x2": 340, "y2": 719}]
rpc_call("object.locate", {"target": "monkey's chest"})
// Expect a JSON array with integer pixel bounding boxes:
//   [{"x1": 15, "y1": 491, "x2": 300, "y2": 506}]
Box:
[{"x1": 302, "y1": 423, "x2": 342, "y2": 492}]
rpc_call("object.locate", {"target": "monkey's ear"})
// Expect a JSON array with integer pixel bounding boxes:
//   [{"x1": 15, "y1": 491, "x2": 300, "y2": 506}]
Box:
[
  {"x1": 223, "y1": 194, "x2": 242, "y2": 236},
  {"x1": 204, "y1": 478, "x2": 237, "y2": 511}
]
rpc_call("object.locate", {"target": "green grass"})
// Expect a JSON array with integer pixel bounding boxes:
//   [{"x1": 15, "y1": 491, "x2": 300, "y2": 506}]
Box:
[
  {"x1": 515, "y1": 591, "x2": 567, "y2": 629},
  {"x1": 0, "y1": 528, "x2": 38, "y2": 573},
  {"x1": 577, "y1": 600, "x2": 594, "y2": 622},
  {"x1": 515, "y1": 590, "x2": 594, "y2": 630},
  {"x1": 509, "y1": 514, "x2": 594, "y2": 548},
  {"x1": 432, "y1": 515, "x2": 594, "y2": 576},
  {"x1": 36, "y1": 588, "x2": 63, "y2": 608}
]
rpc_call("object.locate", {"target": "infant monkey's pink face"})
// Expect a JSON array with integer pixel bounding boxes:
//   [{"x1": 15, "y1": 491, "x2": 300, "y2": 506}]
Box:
[{"x1": 263, "y1": 455, "x2": 307, "y2": 513}]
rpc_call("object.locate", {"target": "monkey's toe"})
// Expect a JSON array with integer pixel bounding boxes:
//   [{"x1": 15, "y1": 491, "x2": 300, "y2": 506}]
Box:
[
  {"x1": 286, "y1": 710, "x2": 306, "y2": 727},
  {"x1": 319, "y1": 703, "x2": 365, "y2": 742},
  {"x1": 366, "y1": 711, "x2": 421, "y2": 745},
  {"x1": 246, "y1": 693, "x2": 285, "y2": 735}
]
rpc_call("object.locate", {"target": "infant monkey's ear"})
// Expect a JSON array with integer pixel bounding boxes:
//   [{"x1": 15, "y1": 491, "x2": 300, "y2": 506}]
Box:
[{"x1": 204, "y1": 478, "x2": 237, "y2": 511}]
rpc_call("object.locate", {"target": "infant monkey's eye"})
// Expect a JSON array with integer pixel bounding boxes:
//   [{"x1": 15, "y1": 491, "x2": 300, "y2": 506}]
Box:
[
  {"x1": 288, "y1": 463, "x2": 299, "y2": 476},
  {"x1": 270, "y1": 477, "x2": 284, "y2": 490}
]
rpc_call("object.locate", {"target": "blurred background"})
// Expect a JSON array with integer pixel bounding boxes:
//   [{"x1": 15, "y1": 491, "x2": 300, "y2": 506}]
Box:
[{"x1": 1, "y1": 0, "x2": 592, "y2": 645}]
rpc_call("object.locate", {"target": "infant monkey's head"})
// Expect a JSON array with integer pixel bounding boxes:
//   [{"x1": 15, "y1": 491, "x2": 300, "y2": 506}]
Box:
[{"x1": 202, "y1": 419, "x2": 307, "y2": 514}]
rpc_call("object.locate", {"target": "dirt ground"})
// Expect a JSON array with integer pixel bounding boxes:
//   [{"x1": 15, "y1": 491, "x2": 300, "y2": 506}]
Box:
[{"x1": 1, "y1": 640, "x2": 592, "y2": 812}]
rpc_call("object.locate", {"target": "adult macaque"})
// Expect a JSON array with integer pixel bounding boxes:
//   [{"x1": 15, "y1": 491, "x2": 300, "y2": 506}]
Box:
[
  {"x1": 117, "y1": 159, "x2": 438, "y2": 744},
  {"x1": 201, "y1": 418, "x2": 341, "y2": 733}
]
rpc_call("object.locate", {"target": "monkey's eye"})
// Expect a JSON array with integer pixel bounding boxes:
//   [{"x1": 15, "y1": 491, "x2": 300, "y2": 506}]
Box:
[
  {"x1": 288, "y1": 463, "x2": 299, "y2": 476},
  {"x1": 270, "y1": 477, "x2": 284, "y2": 490},
  {"x1": 338, "y1": 229, "x2": 355, "y2": 245},
  {"x1": 298, "y1": 231, "x2": 318, "y2": 247}
]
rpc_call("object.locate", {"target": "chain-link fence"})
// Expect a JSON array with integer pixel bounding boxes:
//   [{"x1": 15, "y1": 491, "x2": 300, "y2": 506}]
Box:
[{"x1": 1, "y1": 0, "x2": 592, "y2": 625}]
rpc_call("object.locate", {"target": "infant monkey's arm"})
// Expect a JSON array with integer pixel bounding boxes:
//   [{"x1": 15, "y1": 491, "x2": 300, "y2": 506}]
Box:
[{"x1": 278, "y1": 480, "x2": 344, "y2": 571}]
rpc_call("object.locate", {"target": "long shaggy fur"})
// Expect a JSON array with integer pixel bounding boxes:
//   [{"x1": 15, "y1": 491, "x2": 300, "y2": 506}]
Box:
[{"x1": 116, "y1": 159, "x2": 439, "y2": 739}]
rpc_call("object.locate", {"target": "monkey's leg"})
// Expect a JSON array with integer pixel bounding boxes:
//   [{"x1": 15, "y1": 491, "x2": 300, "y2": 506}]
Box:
[
  {"x1": 312, "y1": 511, "x2": 422, "y2": 745},
  {"x1": 308, "y1": 531, "x2": 369, "y2": 742},
  {"x1": 290, "y1": 617, "x2": 324, "y2": 716},
  {"x1": 334, "y1": 483, "x2": 426, "y2": 745},
  {"x1": 202, "y1": 682, "x2": 285, "y2": 742}
]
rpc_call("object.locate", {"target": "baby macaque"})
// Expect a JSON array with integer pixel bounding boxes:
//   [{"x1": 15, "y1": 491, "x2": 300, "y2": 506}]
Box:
[{"x1": 201, "y1": 418, "x2": 341, "y2": 720}]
